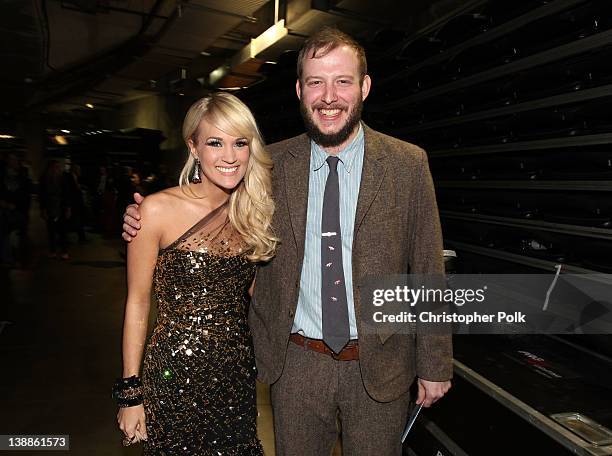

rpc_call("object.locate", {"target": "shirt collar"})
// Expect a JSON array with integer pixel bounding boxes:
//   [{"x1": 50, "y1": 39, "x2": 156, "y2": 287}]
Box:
[{"x1": 311, "y1": 123, "x2": 364, "y2": 173}]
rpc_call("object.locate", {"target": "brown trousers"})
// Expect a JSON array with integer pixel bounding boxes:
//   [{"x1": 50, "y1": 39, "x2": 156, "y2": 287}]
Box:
[{"x1": 271, "y1": 341, "x2": 411, "y2": 456}]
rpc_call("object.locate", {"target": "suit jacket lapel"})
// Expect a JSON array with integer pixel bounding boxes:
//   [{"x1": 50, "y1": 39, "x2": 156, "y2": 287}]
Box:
[
  {"x1": 283, "y1": 134, "x2": 311, "y2": 260},
  {"x1": 354, "y1": 124, "x2": 388, "y2": 234},
  {"x1": 353, "y1": 125, "x2": 393, "y2": 343}
]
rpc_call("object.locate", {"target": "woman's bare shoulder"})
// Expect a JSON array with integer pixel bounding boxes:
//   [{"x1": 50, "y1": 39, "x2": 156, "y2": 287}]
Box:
[{"x1": 140, "y1": 186, "x2": 186, "y2": 213}]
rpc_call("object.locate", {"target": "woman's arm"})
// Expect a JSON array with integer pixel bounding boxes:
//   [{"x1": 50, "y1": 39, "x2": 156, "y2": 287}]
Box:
[
  {"x1": 118, "y1": 196, "x2": 162, "y2": 443},
  {"x1": 122, "y1": 197, "x2": 162, "y2": 376}
]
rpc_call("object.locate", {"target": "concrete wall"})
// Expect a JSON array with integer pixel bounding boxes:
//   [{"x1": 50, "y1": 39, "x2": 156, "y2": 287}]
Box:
[{"x1": 105, "y1": 94, "x2": 195, "y2": 180}]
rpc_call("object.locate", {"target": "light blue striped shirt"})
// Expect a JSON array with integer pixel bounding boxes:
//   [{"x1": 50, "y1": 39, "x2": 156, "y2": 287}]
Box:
[{"x1": 292, "y1": 124, "x2": 365, "y2": 339}]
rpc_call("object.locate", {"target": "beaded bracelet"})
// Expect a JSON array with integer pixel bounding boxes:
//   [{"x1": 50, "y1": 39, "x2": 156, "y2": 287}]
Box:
[{"x1": 112, "y1": 375, "x2": 144, "y2": 407}]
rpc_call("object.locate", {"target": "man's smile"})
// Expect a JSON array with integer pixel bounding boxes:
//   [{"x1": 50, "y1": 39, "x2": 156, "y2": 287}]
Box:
[{"x1": 318, "y1": 108, "x2": 342, "y2": 119}]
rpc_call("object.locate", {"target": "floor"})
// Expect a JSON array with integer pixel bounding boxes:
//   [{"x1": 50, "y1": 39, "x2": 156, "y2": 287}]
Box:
[{"x1": 0, "y1": 213, "x2": 342, "y2": 455}]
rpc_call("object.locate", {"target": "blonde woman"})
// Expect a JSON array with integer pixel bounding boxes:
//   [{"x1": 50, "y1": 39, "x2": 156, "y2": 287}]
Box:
[{"x1": 114, "y1": 93, "x2": 276, "y2": 455}]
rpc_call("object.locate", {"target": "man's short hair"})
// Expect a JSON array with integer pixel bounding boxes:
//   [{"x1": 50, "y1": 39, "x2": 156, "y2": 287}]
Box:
[{"x1": 297, "y1": 26, "x2": 368, "y2": 82}]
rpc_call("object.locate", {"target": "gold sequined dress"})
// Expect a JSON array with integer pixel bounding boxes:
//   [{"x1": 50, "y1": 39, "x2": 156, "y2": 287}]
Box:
[{"x1": 142, "y1": 203, "x2": 262, "y2": 455}]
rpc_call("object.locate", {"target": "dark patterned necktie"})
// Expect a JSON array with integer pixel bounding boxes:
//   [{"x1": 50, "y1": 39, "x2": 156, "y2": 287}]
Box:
[{"x1": 321, "y1": 156, "x2": 350, "y2": 354}]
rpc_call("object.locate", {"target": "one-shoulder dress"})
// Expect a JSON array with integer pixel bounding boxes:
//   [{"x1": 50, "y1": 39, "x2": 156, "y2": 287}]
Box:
[{"x1": 142, "y1": 203, "x2": 262, "y2": 455}]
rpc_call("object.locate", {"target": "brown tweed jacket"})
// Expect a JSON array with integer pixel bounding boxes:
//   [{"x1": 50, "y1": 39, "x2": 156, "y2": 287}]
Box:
[{"x1": 249, "y1": 124, "x2": 453, "y2": 402}]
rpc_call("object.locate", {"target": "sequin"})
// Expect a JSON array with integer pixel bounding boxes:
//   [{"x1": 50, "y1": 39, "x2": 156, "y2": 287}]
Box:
[{"x1": 142, "y1": 207, "x2": 262, "y2": 455}]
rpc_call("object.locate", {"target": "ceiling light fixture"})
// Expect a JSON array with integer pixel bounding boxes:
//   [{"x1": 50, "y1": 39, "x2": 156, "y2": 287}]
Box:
[
  {"x1": 86, "y1": 103, "x2": 94, "y2": 109},
  {"x1": 54, "y1": 135, "x2": 68, "y2": 145},
  {"x1": 250, "y1": 20, "x2": 288, "y2": 58},
  {"x1": 208, "y1": 20, "x2": 288, "y2": 87}
]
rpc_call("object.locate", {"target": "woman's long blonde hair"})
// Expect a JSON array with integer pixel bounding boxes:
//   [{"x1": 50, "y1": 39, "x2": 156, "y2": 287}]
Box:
[{"x1": 179, "y1": 92, "x2": 278, "y2": 262}]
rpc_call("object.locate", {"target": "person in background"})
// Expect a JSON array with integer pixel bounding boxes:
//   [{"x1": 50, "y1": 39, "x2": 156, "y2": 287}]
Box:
[
  {"x1": 93, "y1": 166, "x2": 108, "y2": 233},
  {"x1": 39, "y1": 160, "x2": 70, "y2": 260},
  {"x1": 0, "y1": 152, "x2": 31, "y2": 267},
  {"x1": 66, "y1": 163, "x2": 87, "y2": 243}
]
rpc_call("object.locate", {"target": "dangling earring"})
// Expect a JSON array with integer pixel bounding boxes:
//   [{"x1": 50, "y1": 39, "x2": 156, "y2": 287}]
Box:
[{"x1": 192, "y1": 158, "x2": 201, "y2": 183}]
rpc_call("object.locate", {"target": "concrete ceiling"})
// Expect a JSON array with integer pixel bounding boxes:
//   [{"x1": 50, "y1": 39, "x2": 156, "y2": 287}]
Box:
[{"x1": 0, "y1": 0, "x2": 475, "y2": 119}]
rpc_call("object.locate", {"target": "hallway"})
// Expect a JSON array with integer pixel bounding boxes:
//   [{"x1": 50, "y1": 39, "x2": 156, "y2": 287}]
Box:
[{"x1": 0, "y1": 213, "x2": 279, "y2": 455}]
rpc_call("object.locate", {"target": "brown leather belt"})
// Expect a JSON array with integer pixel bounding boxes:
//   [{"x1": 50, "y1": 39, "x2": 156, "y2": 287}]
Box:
[{"x1": 290, "y1": 333, "x2": 359, "y2": 361}]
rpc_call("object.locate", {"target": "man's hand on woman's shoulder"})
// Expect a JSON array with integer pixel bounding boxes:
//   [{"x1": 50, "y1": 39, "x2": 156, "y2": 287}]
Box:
[{"x1": 122, "y1": 193, "x2": 145, "y2": 242}]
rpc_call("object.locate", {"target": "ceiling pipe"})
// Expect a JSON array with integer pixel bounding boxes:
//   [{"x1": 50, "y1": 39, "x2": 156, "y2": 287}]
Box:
[
  {"x1": 180, "y1": 1, "x2": 258, "y2": 23},
  {"x1": 275, "y1": 0, "x2": 280, "y2": 23},
  {"x1": 57, "y1": 2, "x2": 169, "y2": 20}
]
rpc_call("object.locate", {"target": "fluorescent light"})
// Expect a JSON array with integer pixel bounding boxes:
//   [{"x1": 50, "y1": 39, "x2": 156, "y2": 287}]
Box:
[
  {"x1": 250, "y1": 20, "x2": 287, "y2": 58},
  {"x1": 200, "y1": 51, "x2": 211, "y2": 56},
  {"x1": 61, "y1": 129, "x2": 70, "y2": 134},
  {"x1": 86, "y1": 103, "x2": 94, "y2": 109},
  {"x1": 0, "y1": 134, "x2": 15, "y2": 139},
  {"x1": 209, "y1": 20, "x2": 287, "y2": 87}
]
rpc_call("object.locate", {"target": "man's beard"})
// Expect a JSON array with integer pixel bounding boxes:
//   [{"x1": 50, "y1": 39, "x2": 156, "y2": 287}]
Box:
[{"x1": 300, "y1": 98, "x2": 363, "y2": 148}]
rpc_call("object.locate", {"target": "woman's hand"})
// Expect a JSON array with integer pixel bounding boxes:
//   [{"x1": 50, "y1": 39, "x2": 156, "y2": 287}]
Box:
[{"x1": 117, "y1": 404, "x2": 147, "y2": 444}]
